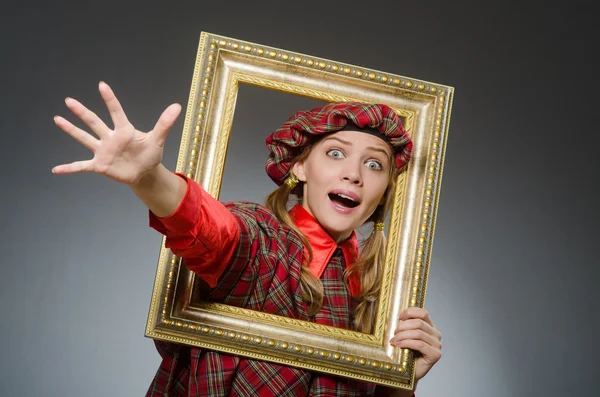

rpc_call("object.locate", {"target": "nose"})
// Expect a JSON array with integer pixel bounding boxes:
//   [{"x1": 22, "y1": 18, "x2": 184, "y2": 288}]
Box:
[{"x1": 342, "y1": 161, "x2": 362, "y2": 185}]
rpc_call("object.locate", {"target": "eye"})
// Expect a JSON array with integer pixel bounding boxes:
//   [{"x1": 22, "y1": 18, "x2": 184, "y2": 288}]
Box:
[
  {"x1": 326, "y1": 149, "x2": 345, "y2": 159},
  {"x1": 365, "y1": 160, "x2": 383, "y2": 171}
]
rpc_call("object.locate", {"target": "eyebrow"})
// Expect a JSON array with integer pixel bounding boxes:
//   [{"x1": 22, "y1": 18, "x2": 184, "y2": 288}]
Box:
[{"x1": 323, "y1": 136, "x2": 391, "y2": 159}]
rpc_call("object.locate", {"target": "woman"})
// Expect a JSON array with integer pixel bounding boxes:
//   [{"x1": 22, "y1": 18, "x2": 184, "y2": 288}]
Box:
[{"x1": 53, "y1": 82, "x2": 442, "y2": 396}]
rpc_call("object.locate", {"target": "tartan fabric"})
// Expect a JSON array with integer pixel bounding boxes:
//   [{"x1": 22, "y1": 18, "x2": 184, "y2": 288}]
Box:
[
  {"x1": 265, "y1": 102, "x2": 413, "y2": 185},
  {"x1": 147, "y1": 180, "x2": 378, "y2": 396}
]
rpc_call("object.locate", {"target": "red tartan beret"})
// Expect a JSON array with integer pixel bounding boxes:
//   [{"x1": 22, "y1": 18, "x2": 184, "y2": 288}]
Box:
[{"x1": 265, "y1": 102, "x2": 413, "y2": 185}]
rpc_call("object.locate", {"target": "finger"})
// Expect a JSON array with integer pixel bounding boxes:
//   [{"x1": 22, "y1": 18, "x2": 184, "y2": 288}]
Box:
[
  {"x1": 52, "y1": 159, "x2": 94, "y2": 174},
  {"x1": 65, "y1": 97, "x2": 111, "y2": 138},
  {"x1": 394, "y1": 338, "x2": 442, "y2": 364},
  {"x1": 394, "y1": 319, "x2": 441, "y2": 342},
  {"x1": 399, "y1": 307, "x2": 435, "y2": 328},
  {"x1": 390, "y1": 329, "x2": 442, "y2": 350},
  {"x1": 98, "y1": 81, "x2": 130, "y2": 129},
  {"x1": 54, "y1": 115, "x2": 99, "y2": 151},
  {"x1": 398, "y1": 339, "x2": 442, "y2": 381},
  {"x1": 151, "y1": 103, "x2": 181, "y2": 146}
]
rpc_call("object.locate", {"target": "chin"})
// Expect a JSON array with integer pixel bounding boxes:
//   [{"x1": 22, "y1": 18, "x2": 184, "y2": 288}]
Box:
[
  {"x1": 310, "y1": 200, "x2": 365, "y2": 240},
  {"x1": 321, "y1": 217, "x2": 359, "y2": 241}
]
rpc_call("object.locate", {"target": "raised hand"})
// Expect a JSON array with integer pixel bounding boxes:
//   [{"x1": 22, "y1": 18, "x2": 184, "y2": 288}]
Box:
[
  {"x1": 390, "y1": 307, "x2": 443, "y2": 381},
  {"x1": 53, "y1": 82, "x2": 181, "y2": 186}
]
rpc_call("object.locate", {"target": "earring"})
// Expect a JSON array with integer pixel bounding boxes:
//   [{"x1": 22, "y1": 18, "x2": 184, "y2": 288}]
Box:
[
  {"x1": 285, "y1": 175, "x2": 299, "y2": 189},
  {"x1": 374, "y1": 222, "x2": 385, "y2": 231}
]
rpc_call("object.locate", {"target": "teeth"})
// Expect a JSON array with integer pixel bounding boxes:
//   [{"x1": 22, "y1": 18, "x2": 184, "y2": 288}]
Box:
[{"x1": 337, "y1": 194, "x2": 356, "y2": 202}]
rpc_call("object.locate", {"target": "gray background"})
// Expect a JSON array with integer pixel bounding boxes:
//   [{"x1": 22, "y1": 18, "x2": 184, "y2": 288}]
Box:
[{"x1": 1, "y1": 1, "x2": 598, "y2": 396}]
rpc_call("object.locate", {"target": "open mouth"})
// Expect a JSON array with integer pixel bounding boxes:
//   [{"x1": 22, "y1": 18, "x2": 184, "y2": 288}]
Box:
[{"x1": 328, "y1": 193, "x2": 360, "y2": 209}]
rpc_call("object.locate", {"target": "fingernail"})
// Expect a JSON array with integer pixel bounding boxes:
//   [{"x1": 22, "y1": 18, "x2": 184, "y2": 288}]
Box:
[
  {"x1": 65, "y1": 97, "x2": 72, "y2": 104},
  {"x1": 99, "y1": 81, "x2": 105, "y2": 86}
]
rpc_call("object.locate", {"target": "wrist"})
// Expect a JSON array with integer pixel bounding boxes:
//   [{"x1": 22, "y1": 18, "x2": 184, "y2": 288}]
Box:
[
  {"x1": 129, "y1": 164, "x2": 164, "y2": 191},
  {"x1": 129, "y1": 164, "x2": 188, "y2": 218}
]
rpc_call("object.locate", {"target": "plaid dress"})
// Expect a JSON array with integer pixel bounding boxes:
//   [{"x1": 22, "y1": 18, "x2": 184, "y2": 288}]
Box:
[{"x1": 146, "y1": 174, "x2": 378, "y2": 396}]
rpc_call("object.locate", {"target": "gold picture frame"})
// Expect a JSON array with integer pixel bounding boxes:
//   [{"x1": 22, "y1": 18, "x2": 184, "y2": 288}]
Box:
[{"x1": 145, "y1": 31, "x2": 453, "y2": 390}]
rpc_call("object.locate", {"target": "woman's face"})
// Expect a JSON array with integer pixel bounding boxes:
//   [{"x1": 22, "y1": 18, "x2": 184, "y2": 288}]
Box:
[{"x1": 292, "y1": 129, "x2": 393, "y2": 243}]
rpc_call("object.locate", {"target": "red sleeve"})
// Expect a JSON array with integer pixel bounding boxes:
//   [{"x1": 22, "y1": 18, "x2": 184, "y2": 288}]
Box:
[{"x1": 148, "y1": 172, "x2": 240, "y2": 288}]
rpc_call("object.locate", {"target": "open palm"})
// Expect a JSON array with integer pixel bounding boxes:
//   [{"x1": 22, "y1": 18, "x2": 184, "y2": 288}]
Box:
[{"x1": 53, "y1": 82, "x2": 181, "y2": 186}]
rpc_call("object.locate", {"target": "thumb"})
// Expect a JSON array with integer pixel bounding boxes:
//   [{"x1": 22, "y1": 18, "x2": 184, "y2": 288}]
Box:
[{"x1": 152, "y1": 103, "x2": 182, "y2": 146}]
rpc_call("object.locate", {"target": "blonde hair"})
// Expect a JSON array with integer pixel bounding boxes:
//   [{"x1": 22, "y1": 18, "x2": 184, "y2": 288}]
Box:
[{"x1": 265, "y1": 140, "x2": 397, "y2": 333}]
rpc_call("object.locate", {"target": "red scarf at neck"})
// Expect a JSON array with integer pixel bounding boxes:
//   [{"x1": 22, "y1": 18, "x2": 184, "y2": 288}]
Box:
[{"x1": 289, "y1": 204, "x2": 361, "y2": 296}]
